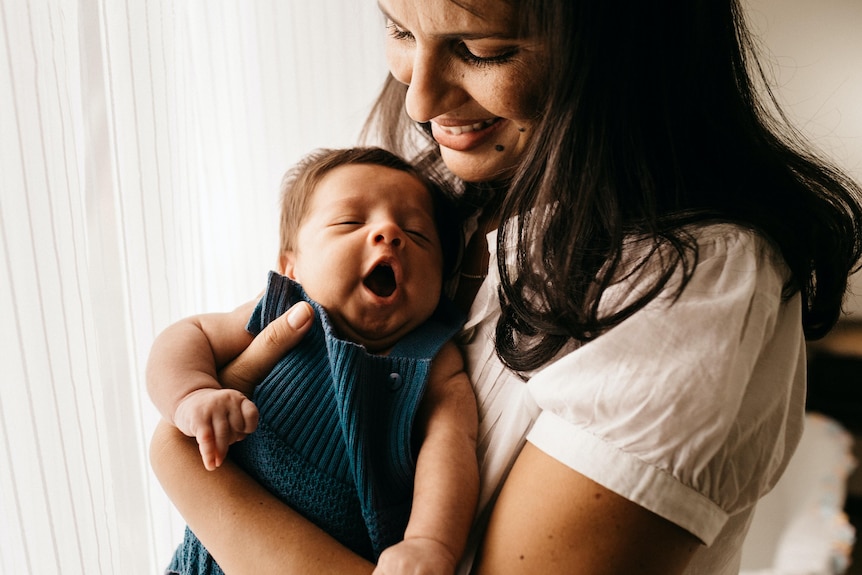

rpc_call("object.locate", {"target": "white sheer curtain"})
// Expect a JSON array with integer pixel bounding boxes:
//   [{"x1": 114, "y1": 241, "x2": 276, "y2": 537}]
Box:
[
  {"x1": 2, "y1": 1, "x2": 861, "y2": 574},
  {"x1": 0, "y1": 1, "x2": 385, "y2": 572}
]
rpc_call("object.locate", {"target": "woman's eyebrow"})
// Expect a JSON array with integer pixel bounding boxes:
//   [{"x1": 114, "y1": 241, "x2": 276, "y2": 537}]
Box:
[
  {"x1": 376, "y1": 1, "x2": 397, "y2": 25},
  {"x1": 377, "y1": 1, "x2": 411, "y2": 31},
  {"x1": 376, "y1": 0, "x2": 516, "y2": 41}
]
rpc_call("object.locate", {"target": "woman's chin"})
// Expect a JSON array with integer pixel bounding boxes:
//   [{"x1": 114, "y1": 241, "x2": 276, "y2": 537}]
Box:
[{"x1": 440, "y1": 147, "x2": 519, "y2": 184}]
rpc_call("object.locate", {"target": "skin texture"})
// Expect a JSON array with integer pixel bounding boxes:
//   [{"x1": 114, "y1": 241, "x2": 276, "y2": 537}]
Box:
[{"x1": 149, "y1": 0, "x2": 705, "y2": 572}]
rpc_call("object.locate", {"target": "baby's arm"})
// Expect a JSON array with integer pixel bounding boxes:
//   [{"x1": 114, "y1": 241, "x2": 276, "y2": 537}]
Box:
[
  {"x1": 146, "y1": 299, "x2": 261, "y2": 470},
  {"x1": 374, "y1": 341, "x2": 479, "y2": 575}
]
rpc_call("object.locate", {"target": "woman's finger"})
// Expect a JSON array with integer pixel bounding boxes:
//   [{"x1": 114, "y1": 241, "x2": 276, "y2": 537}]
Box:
[{"x1": 218, "y1": 301, "x2": 314, "y2": 395}]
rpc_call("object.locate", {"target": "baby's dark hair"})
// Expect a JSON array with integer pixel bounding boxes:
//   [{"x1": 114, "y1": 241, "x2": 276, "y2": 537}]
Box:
[{"x1": 279, "y1": 146, "x2": 462, "y2": 279}]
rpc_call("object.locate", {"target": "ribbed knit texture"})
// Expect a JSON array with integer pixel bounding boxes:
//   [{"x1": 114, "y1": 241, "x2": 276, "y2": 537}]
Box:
[{"x1": 168, "y1": 272, "x2": 464, "y2": 574}]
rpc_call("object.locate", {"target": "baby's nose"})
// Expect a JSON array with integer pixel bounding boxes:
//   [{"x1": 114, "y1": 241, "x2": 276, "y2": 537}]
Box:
[{"x1": 372, "y1": 223, "x2": 404, "y2": 247}]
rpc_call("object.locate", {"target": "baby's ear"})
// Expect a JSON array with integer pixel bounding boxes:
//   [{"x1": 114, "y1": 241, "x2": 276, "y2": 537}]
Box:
[{"x1": 278, "y1": 251, "x2": 298, "y2": 279}]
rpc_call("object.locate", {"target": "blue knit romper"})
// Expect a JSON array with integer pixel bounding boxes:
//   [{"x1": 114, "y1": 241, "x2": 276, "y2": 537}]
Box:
[{"x1": 167, "y1": 272, "x2": 465, "y2": 575}]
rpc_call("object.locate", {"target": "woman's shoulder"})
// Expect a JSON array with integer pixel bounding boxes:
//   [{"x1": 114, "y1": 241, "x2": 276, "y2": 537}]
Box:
[
  {"x1": 525, "y1": 222, "x2": 807, "y2": 544},
  {"x1": 606, "y1": 222, "x2": 790, "y2": 316},
  {"x1": 689, "y1": 221, "x2": 778, "y2": 255},
  {"x1": 685, "y1": 221, "x2": 792, "y2": 292}
]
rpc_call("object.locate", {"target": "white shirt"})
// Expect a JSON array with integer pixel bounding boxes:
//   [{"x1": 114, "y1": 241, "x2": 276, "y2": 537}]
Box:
[{"x1": 456, "y1": 223, "x2": 806, "y2": 575}]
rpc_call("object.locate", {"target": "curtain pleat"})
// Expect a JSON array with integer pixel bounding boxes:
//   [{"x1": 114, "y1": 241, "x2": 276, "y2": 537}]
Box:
[
  {"x1": 1, "y1": 1, "x2": 385, "y2": 572},
  {"x1": 2, "y1": 1, "x2": 114, "y2": 573}
]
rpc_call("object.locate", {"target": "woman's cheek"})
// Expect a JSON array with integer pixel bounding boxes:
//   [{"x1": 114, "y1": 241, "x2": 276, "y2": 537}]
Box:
[{"x1": 502, "y1": 58, "x2": 548, "y2": 121}]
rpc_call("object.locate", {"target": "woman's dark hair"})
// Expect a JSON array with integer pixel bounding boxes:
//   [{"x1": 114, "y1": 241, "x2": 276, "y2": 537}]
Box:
[
  {"x1": 363, "y1": 0, "x2": 862, "y2": 372},
  {"x1": 279, "y1": 146, "x2": 462, "y2": 280}
]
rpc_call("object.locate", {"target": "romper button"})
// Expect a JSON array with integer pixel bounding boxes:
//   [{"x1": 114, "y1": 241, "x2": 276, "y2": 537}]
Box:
[{"x1": 388, "y1": 373, "x2": 402, "y2": 390}]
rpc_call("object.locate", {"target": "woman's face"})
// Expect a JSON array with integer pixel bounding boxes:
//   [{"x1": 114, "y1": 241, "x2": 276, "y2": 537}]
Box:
[{"x1": 380, "y1": 0, "x2": 547, "y2": 183}]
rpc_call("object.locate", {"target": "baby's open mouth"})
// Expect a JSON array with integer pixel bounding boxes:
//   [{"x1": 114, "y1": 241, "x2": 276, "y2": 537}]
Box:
[{"x1": 363, "y1": 264, "x2": 396, "y2": 297}]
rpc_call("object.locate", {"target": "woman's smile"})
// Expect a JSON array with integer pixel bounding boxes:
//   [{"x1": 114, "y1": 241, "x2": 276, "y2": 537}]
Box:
[{"x1": 430, "y1": 117, "x2": 504, "y2": 152}]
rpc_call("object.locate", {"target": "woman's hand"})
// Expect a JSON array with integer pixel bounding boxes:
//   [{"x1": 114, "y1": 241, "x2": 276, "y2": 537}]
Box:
[
  {"x1": 147, "y1": 299, "x2": 313, "y2": 427},
  {"x1": 180, "y1": 300, "x2": 314, "y2": 469},
  {"x1": 149, "y1": 300, "x2": 374, "y2": 575},
  {"x1": 218, "y1": 301, "x2": 314, "y2": 396},
  {"x1": 149, "y1": 299, "x2": 376, "y2": 574}
]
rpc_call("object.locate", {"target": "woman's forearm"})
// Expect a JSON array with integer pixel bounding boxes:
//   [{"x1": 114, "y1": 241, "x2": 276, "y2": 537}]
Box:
[{"x1": 150, "y1": 420, "x2": 375, "y2": 575}]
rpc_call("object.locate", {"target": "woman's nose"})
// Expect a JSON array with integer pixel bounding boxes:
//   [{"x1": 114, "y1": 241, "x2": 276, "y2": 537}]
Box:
[{"x1": 391, "y1": 45, "x2": 465, "y2": 123}]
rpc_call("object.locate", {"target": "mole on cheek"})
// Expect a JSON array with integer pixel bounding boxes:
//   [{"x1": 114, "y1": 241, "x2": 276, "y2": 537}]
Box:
[{"x1": 495, "y1": 144, "x2": 505, "y2": 152}]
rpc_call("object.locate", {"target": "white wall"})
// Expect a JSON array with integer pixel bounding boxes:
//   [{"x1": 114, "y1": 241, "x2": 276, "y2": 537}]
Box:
[{"x1": 746, "y1": 0, "x2": 862, "y2": 317}]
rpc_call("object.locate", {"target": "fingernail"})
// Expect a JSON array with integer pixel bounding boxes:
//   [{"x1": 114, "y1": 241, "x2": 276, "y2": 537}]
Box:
[{"x1": 287, "y1": 303, "x2": 312, "y2": 329}]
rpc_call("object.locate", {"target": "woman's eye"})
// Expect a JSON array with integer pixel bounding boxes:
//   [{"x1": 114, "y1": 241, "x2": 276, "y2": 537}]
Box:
[
  {"x1": 386, "y1": 18, "x2": 516, "y2": 67},
  {"x1": 456, "y1": 43, "x2": 518, "y2": 67},
  {"x1": 386, "y1": 21, "x2": 413, "y2": 42}
]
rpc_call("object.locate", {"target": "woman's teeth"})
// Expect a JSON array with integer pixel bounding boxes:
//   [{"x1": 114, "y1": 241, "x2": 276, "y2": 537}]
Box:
[{"x1": 436, "y1": 118, "x2": 497, "y2": 135}]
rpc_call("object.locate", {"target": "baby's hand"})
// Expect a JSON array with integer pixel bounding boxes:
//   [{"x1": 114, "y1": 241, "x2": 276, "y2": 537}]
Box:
[
  {"x1": 173, "y1": 388, "x2": 259, "y2": 470},
  {"x1": 373, "y1": 537, "x2": 457, "y2": 575}
]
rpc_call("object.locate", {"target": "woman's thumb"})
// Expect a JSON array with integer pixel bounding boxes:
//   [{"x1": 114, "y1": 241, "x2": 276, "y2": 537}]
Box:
[{"x1": 218, "y1": 301, "x2": 313, "y2": 395}]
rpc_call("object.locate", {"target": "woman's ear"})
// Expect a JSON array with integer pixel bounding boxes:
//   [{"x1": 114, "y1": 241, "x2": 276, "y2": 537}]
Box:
[{"x1": 278, "y1": 251, "x2": 298, "y2": 279}]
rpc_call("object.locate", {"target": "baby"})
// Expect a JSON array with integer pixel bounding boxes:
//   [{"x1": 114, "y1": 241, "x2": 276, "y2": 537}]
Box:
[{"x1": 148, "y1": 147, "x2": 478, "y2": 575}]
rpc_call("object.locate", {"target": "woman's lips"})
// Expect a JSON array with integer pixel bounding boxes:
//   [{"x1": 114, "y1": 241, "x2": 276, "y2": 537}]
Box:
[{"x1": 430, "y1": 118, "x2": 503, "y2": 151}]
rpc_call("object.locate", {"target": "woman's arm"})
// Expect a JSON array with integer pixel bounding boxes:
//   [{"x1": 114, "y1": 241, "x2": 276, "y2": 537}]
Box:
[
  {"x1": 147, "y1": 298, "x2": 315, "y2": 422},
  {"x1": 148, "y1": 299, "x2": 315, "y2": 469},
  {"x1": 150, "y1": 421, "x2": 375, "y2": 575},
  {"x1": 150, "y1": 294, "x2": 697, "y2": 572},
  {"x1": 474, "y1": 442, "x2": 701, "y2": 574}
]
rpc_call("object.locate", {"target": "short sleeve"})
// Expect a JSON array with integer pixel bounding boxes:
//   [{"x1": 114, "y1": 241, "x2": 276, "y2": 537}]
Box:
[{"x1": 525, "y1": 225, "x2": 806, "y2": 545}]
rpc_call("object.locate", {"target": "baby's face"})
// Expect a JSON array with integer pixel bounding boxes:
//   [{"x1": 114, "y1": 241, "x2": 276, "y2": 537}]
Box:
[{"x1": 283, "y1": 163, "x2": 444, "y2": 353}]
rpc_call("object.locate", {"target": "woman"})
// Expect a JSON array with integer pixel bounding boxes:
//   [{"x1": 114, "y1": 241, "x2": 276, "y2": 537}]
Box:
[{"x1": 149, "y1": 0, "x2": 862, "y2": 573}]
